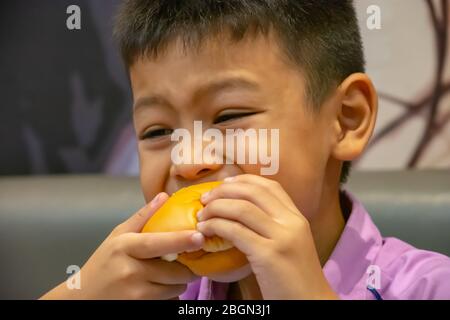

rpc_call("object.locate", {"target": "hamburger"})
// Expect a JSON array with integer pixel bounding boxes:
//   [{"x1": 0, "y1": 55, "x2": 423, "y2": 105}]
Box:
[{"x1": 141, "y1": 181, "x2": 249, "y2": 280}]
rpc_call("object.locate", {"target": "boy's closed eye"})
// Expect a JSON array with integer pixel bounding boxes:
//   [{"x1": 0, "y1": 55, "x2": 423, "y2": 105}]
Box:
[
  {"x1": 140, "y1": 127, "x2": 174, "y2": 140},
  {"x1": 213, "y1": 111, "x2": 260, "y2": 125},
  {"x1": 140, "y1": 111, "x2": 260, "y2": 140}
]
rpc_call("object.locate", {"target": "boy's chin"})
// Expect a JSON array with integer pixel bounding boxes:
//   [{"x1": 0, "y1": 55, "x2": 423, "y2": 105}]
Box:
[{"x1": 206, "y1": 264, "x2": 252, "y2": 283}]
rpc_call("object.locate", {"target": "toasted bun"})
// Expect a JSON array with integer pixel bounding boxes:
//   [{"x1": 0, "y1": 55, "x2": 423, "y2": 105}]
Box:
[{"x1": 141, "y1": 181, "x2": 248, "y2": 277}]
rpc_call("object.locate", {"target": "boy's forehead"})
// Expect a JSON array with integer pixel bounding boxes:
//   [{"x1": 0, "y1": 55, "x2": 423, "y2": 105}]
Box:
[
  {"x1": 130, "y1": 32, "x2": 298, "y2": 88},
  {"x1": 129, "y1": 32, "x2": 306, "y2": 108}
]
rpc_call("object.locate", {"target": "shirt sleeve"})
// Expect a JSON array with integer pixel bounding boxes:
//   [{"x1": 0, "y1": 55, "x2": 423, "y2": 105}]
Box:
[{"x1": 395, "y1": 255, "x2": 450, "y2": 300}]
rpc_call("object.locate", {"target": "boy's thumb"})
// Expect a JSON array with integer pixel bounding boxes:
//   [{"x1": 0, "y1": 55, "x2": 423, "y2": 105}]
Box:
[{"x1": 116, "y1": 192, "x2": 169, "y2": 234}]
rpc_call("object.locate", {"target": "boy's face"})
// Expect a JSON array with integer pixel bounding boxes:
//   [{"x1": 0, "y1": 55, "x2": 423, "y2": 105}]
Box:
[{"x1": 130, "y1": 33, "x2": 338, "y2": 220}]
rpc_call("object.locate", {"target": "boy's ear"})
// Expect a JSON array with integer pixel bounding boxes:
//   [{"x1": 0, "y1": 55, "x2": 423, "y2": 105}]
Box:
[{"x1": 331, "y1": 73, "x2": 378, "y2": 161}]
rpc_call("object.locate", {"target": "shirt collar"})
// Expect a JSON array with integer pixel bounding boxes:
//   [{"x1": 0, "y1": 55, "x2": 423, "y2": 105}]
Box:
[{"x1": 323, "y1": 190, "x2": 383, "y2": 296}]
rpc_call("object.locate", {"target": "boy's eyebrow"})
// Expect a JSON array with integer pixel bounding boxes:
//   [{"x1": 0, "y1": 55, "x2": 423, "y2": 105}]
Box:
[
  {"x1": 133, "y1": 76, "x2": 260, "y2": 113},
  {"x1": 133, "y1": 95, "x2": 171, "y2": 114},
  {"x1": 194, "y1": 77, "x2": 260, "y2": 101}
]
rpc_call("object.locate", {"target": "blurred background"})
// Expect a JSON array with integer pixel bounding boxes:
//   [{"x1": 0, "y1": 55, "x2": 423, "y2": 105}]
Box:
[
  {"x1": 0, "y1": 0, "x2": 449, "y2": 300},
  {"x1": 0, "y1": 0, "x2": 449, "y2": 176}
]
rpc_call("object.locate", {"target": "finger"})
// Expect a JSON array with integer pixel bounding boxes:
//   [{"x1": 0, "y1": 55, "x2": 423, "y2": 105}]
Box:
[
  {"x1": 225, "y1": 174, "x2": 299, "y2": 212},
  {"x1": 201, "y1": 181, "x2": 287, "y2": 219},
  {"x1": 199, "y1": 199, "x2": 278, "y2": 238},
  {"x1": 139, "y1": 259, "x2": 199, "y2": 285},
  {"x1": 196, "y1": 217, "x2": 267, "y2": 257},
  {"x1": 123, "y1": 230, "x2": 205, "y2": 259},
  {"x1": 116, "y1": 192, "x2": 169, "y2": 234}
]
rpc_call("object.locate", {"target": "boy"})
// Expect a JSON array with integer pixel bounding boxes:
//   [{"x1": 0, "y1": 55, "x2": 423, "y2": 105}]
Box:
[{"x1": 42, "y1": 0, "x2": 450, "y2": 299}]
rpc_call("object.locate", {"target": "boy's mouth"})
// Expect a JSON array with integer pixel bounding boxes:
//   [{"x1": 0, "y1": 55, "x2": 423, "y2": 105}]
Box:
[{"x1": 161, "y1": 238, "x2": 234, "y2": 262}]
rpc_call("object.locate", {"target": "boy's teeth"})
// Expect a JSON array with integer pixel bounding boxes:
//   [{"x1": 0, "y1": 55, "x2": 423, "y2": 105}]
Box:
[
  {"x1": 161, "y1": 253, "x2": 178, "y2": 262},
  {"x1": 203, "y1": 238, "x2": 233, "y2": 252},
  {"x1": 161, "y1": 240, "x2": 234, "y2": 261}
]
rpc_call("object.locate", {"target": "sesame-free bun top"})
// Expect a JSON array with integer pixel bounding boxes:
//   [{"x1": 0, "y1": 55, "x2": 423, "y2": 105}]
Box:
[{"x1": 141, "y1": 181, "x2": 248, "y2": 279}]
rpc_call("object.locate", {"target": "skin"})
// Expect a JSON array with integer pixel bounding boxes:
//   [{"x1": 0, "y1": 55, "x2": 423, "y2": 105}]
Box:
[
  {"x1": 41, "y1": 30, "x2": 377, "y2": 300},
  {"x1": 40, "y1": 193, "x2": 206, "y2": 299}
]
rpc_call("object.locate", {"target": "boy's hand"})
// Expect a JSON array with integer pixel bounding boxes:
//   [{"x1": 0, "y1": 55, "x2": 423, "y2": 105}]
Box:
[
  {"x1": 41, "y1": 193, "x2": 204, "y2": 300},
  {"x1": 197, "y1": 174, "x2": 339, "y2": 300}
]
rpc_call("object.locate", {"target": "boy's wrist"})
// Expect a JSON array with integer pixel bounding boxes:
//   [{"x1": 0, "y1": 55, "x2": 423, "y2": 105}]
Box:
[{"x1": 39, "y1": 281, "x2": 81, "y2": 300}]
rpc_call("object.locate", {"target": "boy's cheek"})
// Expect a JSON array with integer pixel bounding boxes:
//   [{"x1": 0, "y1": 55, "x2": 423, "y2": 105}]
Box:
[
  {"x1": 239, "y1": 155, "x2": 322, "y2": 220},
  {"x1": 139, "y1": 158, "x2": 170, "y2": 203},
  {"x1": 140, "y1": 171, "x2": 160, "y2": 203},
  {"x1": 273, "y1": 155, "x2": 325, "y2": 220}
]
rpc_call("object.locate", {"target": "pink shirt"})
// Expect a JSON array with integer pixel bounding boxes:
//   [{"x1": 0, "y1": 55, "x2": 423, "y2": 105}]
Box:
[{"x1": 179, "y1": 191, "x2": 450, "y2": 300}]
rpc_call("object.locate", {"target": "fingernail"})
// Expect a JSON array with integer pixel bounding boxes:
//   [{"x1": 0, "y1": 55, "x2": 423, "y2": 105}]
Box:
[
  {"x1": 191, "y1": 232, "x2": 204, "y2": 246},
  {"x1": 201, "y1": 191, "x2": 210, "y2": 202},
  {"x1": 196, "y1": 221, "x2": 205, "y2": 230},
  {"x1": 196, "y1": 209, "x2": 203, "y2": 221},
  {"x1": 224, "y1": 176, "x2": 235, "y2": 182},
  {"x1": 150, "y1": 193, "x2": 161, "y2": 208}
]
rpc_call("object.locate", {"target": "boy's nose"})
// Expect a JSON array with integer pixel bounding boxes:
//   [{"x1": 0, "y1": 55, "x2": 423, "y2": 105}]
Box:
[{"x1": 170, "y1": 162, "x2": 223, "y2": 181}]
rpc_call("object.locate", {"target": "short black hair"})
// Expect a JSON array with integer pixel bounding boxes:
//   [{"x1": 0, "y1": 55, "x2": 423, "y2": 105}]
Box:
[{"x1": 114, "y1": 0, "x2": 364, "y2": 183}]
